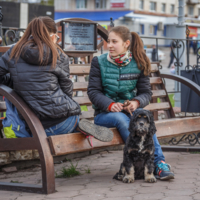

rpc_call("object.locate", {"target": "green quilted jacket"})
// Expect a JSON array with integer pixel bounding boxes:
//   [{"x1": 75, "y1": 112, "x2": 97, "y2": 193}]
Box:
[{"x1": 98, "y1": 53, "x2": 141, "y2": 103}]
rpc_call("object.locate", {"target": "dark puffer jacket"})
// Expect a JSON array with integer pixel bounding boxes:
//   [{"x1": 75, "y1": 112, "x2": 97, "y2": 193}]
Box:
[{"x1": 0, "y1": 44, "x2": 81, "y2": 129}]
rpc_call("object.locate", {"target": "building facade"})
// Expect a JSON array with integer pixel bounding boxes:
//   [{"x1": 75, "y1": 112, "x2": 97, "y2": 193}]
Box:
[{"x1": 55, "y1": 0, "x2": 200, "y2": 46}]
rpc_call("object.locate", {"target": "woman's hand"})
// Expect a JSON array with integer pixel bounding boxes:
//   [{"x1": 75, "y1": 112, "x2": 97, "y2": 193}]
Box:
[
  {"x1": 123, "y1": 101, "x2": 139, "y2": 113},
  {"x1": 111, "y1": 102, "x2": 123, "y2": 112}
]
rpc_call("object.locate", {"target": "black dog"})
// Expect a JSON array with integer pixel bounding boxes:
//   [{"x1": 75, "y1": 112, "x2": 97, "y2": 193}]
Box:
[{"x1": 113, "y1": 109, "x2": 157, "y2": 183}]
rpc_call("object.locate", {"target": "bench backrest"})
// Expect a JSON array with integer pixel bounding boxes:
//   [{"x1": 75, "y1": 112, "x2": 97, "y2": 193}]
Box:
[{"x1": 71, "y1": 62, "x2": 175, "y2": 121}]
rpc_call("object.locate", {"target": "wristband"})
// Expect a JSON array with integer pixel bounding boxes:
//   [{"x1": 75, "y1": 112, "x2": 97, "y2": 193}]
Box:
[
  {"x1": 133, "y1": 99, "x2": 140, "y2": 106},
  {"x1": 108, "y1": 102, "x2": 115, "y2": 111}
]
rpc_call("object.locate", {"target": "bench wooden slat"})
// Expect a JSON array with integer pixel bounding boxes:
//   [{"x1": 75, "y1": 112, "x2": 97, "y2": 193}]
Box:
[
  {"x1": 70, "y1": 64, "x2": 159, "y2": 75},
  {"x1": 0, "y1": 46, "x2": 10, "y2": 53},
  {"x1": 145, "y1": 102, "x2": 170, "y2": 111},
  {"x1": 78, "y1": 102, "x2": 170, "y2": 119},
  {"x1": 73, "y1": 96, "x2": 91, "y2": 105},
  {"x1": 73, "y1": 78, "x2": 163, "y2": 91},
  {"x1": 152, "y1": 90, "x2": 167, "y2": 98},
  {"x1": 80, "y1": 111, "x2": 94, "y2": 119},
  {"x1": 150, "y1": 77, "x2": 163, "y2": 85},
  {"x1": 70, "y1": 65, "x2": 90, "y2": 75},
  {"x1": 156, "y1": 117, "x2": 200, "y2": 138},
  {"x1": 48, "y1": 128, "x2": 124, "y2": 156},
  {"x1": 76, "y1": 102, "x2": 170, "y2": 116},
  {"x1": 73, "y1": 82, "x2": 88, "y2": 91}
]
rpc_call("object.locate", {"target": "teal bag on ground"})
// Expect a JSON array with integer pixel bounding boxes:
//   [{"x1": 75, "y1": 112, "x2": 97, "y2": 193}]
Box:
[{"x1": 2, "y1": 98, "x2": 31, "y2": 138}]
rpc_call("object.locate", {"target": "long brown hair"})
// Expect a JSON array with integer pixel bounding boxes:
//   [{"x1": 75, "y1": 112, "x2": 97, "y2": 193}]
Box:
[
  {"x1": 109, "y1": 26, "x2": 151, "y2": 76},
  {"x1": 10, "y1": 16, "x2": 64, "y2": 68}
]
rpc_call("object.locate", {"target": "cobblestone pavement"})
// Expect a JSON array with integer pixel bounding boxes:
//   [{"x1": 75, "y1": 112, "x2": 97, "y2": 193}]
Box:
[{"x1": 0, "y1": 150, "x2": 200, "y2": 200}]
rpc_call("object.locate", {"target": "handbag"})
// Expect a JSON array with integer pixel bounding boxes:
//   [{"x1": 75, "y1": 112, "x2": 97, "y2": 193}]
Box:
[{"x1": 181, "y1": 68, "x2": 200, "y2": 112}]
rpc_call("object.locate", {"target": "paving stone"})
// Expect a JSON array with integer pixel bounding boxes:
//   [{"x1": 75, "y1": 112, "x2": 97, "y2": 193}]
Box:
[
  {"x1": 55, "y1": 185, "x2": 85, "y2": 192},
  {"x1": 162, "y1": 197, "x2": 193, "y2": 200},
  {"x1": 45, "y1": 191, "x2": 79, "y2": 198},
  {"x1": 16, "y1": 196, "x2": 45, "y2": 200},
  {"x1": 137, "y1": 186, "x2": 166, "y2": 194},
  {"x1": 132, "y1": 192, "x2": 164, "y2": 200},
  {"x1": 79, "y1": 187, "x2": 111, "y2": 195},
  {"x1": 44, "y1": 199, "x2": 72, "y2": 200},
  {"x1": 194, "y1": 182, "x2": 200, "y2": 187},
  {"x1": 163, "y1": 189, "x2": 196, "y2": 196},
  {"x1": 72, "y1": 194, "x2": 105, "y2": 200},
  {"x1": 103, "y1": 198, "x2": 132, "y2": 200},
  {"x1": 111, "y1": 183, "x2": 140, "y2": 190},
  {"x1": 58, "y1": 178, "x2": 91, "y2": 186},
  {"x1": 85, "y1": 181, "x2": 116, "y2": 189},
  {"x1": 167, "y1": 183, "x2": 195, "y2": 190},
  {"x1": 192, "y1": 193, "x2": 200, "y2": 200},
  {"x1": 172, "y1": 178, "x2": 196, "y2": 184},
  {"x1": 105, "y1": 189, "x2": 137, "y2": 198},
  {"x1": 141, "y1": 179, "x2": 173, "y2": 187}
]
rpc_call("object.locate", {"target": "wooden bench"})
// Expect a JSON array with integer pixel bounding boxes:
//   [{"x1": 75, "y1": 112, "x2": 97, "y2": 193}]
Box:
[{"x1": 0, "y1": 19, "x2": 200, "y2": 194}]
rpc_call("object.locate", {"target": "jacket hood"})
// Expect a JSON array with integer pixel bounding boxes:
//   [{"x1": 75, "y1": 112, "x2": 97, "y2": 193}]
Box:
[{"x1": 20, "y1": 43, "x2": 52, "y2": 66}]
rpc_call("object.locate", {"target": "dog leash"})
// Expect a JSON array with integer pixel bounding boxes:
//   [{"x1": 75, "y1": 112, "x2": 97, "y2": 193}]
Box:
[{"x1": 123, "y1": 100, "x2": 133, "y2": 116}]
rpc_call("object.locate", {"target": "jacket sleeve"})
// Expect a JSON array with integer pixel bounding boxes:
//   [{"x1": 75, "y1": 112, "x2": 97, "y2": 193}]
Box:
[
  {"x1": 0, "y1": 48, "x2": 13, "y2": 87},
  {"x1": 87, "y1": 56, "x2": 113, "y2": 111},
  {"x1": 133, "y1": 70, "x2": 152, "y2": 108},
  {"x1": 57, "y1": 55, "x2": 73, "y2": 98}
]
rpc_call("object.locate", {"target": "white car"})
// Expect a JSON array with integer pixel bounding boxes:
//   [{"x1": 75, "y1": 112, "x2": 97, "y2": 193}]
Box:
[{"x1": 145, "y1": 48, "x2": 166, "y2": 62}]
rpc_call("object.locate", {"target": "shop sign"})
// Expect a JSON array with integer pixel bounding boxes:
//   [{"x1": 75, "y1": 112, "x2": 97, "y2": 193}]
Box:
[{"x1": 110, "y1": 0, "x2": 125, "y2": 8}]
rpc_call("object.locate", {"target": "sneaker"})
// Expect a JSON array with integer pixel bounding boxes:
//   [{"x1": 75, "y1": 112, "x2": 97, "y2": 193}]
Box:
[
  {"x1": 155, "y1": 161, "x2": 175, "y2": 180},
  {"x1": 78, "y1": 119, "x2": 113, "y2": 142}
]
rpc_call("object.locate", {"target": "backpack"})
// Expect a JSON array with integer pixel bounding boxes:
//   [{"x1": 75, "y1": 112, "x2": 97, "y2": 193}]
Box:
[{"x1": 2, "y1": 98, "x2": 31, "y2": 138}]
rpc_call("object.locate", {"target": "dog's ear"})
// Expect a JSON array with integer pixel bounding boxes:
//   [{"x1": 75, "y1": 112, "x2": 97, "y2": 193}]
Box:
[
  {"x1": 148, "y1": 111, "x2": 157, "y2": 137},
  {"x1": 128, "y1": 115, "x2": 137, "y2": 136}
]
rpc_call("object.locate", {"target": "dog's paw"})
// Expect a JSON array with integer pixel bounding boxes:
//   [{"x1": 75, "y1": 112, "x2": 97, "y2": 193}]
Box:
[
  {"x1": 145, "y1": 175, "x2": 157, "y2": 183},
  {"x1": 123, "y1": 175, "x2": 134, "y2": 183}
]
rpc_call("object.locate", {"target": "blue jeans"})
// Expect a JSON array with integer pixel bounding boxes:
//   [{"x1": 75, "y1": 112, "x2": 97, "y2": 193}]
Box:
[
  {"x1": 94, "y1": 110, "x2": 165, "y2": 164},
  {"x1": 45, "y1": 115, "x2": 79, "y2": 137}
]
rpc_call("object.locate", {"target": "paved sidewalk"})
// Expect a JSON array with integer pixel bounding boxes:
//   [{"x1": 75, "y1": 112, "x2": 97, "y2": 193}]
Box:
[{"x1": 0, "y1": 150, "x2": 200, "y2": 200}]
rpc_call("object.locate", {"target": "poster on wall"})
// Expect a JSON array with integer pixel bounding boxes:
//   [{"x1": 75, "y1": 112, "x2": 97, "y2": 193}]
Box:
[
  {"x1": 110, "y1": 0, "x2": 125, "y2": 8},
  {"x1": 188, "y1": 26, "x2": 198, "y2": 38}
]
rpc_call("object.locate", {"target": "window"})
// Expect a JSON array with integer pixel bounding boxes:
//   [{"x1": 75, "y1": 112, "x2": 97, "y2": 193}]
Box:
[
  {"x1": 76, "y1": 0, "x2": 87, "y2": 9},
  {"x1": 161, "y1": 3, "x2": 166, "y2": 13},
  {"x1": 95, "y1": 0, "x2": 106, "y2": 9},
  {"x1": 150, "y1": 2, "x2": 156, "y2": 12},
  {"x1": 149, "y1": 25, "x2": 157, "y2": 35},
  {"x1": 188, "y1": 6, "x2": 194, "y2": 16},
  {"x1": 139, "y1": 0, "x2": 144, "y2": 10},
  {"x1": 170, "y1": 4, "x2": 175, "y2": 14},
  {"x1": 163, "y1": 25, "x2": 167, "y2": 36},
  {"x1": 140, "y1": 24, "x2": 144, "y2": 35}
]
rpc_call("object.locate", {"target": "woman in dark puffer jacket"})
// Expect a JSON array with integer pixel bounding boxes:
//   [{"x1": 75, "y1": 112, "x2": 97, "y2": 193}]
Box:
[{"x1": 0, "y1": 16, "x2": 82, "y2": 136}]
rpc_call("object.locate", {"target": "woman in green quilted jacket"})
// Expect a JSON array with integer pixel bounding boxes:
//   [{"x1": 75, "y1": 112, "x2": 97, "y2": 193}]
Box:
[{"x1": 87, "y1": 26, "x2": 175, "y2": 180}]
